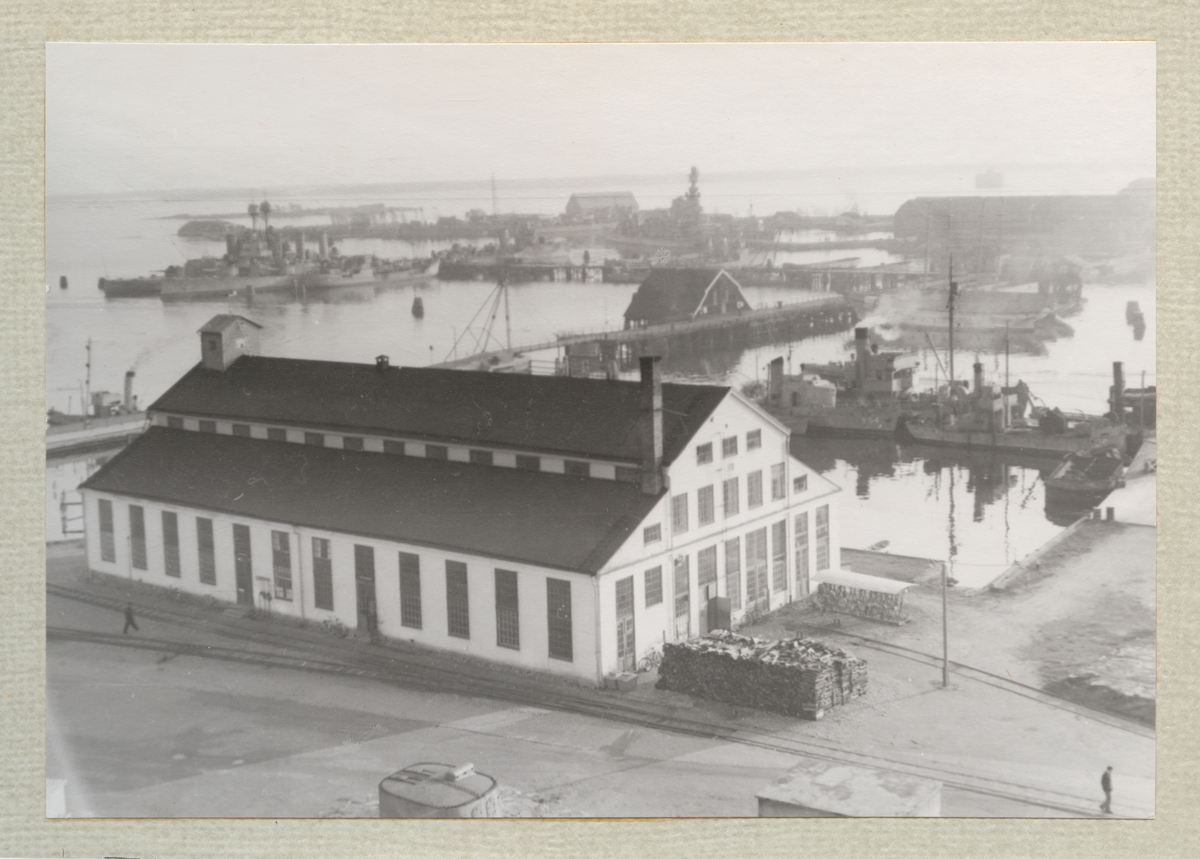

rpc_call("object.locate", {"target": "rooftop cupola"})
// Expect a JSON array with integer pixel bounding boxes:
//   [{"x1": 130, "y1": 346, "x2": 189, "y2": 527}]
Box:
[{"x1": 199, "y1": 314, "x2": 263, "y2": 372}]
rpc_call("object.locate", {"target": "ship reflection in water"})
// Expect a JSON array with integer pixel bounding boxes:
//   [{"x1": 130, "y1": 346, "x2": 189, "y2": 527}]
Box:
[{"x1": 792, "y1": 435, "x2": 1069, "y2": 589}]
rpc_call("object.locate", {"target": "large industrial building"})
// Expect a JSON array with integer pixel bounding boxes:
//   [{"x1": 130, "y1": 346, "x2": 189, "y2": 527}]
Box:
[{"x1": 80, "y1": 315, "x2": 843, "y2": 684}]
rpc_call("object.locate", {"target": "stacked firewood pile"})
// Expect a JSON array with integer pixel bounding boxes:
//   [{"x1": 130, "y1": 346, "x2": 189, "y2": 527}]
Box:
[
  {"x1": 815, "y1": 582, "x2": 908, "y2": 625},
  {"x1": 656, "y1": 630, "x2": 868, "y2": 719}
]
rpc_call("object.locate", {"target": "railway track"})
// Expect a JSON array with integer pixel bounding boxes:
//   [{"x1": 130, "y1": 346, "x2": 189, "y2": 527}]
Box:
[
  {"x1": 47, "y1": 581, "x2": 1135, "y2": 817},
  {"x1": 788, "y1": 622, "x2": 1154, "y2": 739}
]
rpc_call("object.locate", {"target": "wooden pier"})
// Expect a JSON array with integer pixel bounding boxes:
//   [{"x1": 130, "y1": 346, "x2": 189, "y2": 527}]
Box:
[{"x1": 435, "y1": 294, "x2": 856, "y2": 373}]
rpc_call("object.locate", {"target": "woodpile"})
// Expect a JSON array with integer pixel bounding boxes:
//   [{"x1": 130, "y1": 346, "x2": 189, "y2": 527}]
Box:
[
  {"x1": 656, "y1": 630, "x2": 868, "y2": 719},
  {"x1": 815, "y1": 583, "x2": 908, "y2": 625}
]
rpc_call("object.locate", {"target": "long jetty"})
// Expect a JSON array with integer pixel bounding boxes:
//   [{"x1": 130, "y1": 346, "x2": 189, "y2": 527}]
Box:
[{"x1": 435, "y1": 294, "x2": 855, "y2": 371}]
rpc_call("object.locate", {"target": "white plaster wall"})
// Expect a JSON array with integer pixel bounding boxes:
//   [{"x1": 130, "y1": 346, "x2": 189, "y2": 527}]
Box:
[{"x1": 80, "y1": 489, "x2": 599, "y2": 682}]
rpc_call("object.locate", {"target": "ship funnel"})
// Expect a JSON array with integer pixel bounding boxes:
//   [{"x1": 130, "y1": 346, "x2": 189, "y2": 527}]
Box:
[
  {"x1": 768, "y1": 356, "x2": 784, "y2": 404},
  {"x1": 854, "y1": 327, "x2": 870, "y2": 387},
  {"x1": 124, "y1": 370, "x2": 135, "y2": 411},
  {"x1": 1111, "y1": 361, "x2": 1126, "y2": 420}
]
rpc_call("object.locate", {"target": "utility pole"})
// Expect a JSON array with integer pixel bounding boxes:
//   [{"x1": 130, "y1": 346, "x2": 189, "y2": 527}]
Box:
[
  {"x1": 503, "y1": 279, "x2": 511, "y2": 351},
  {"x1": 84, "y1": 338, "x2": 92, "y2": 426},
  {"x1": 491, "y1": 173, "x2": 498, "y2": 217}
]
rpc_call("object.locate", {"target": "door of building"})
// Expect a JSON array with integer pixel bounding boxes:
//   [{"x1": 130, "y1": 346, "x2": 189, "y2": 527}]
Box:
[
  {"x1": 615, "y1": 576, "x2": 636, "y2": 673},
  {"x1": 354, "y1": 545, "x2": 377, "y2": 634},
  {"x1": 232, "y1": 524, "x2": 253, "y2": 606},
  {"x1": 673, "y1": 556, "x2": 690, "y2": 640}
]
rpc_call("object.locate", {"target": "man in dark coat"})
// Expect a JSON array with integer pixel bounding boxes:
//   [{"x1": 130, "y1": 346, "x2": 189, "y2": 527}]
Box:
[
  {"x1": 122, "y1": 603, "x2": 139, "y2": 635},
  {"x1": 1100, "y1": 765, "x2": 1113, "y2": 814}
]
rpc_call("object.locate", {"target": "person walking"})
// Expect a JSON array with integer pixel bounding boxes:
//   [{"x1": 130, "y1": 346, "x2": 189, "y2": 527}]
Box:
[
  {"x1": 1100, "y1": 765, "x2": 1114, "y2": 814},
  {"x1": 122, "y1": 603, "x2": 139, "y2": 635}
]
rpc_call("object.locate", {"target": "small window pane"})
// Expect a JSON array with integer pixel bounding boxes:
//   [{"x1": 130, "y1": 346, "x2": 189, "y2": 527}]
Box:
[
  {"x1": 199, "y1": 420, "x2": 216, "y2": 434},
  {"x1": 816, "y1": 504, "x2": 831, "y2": 572},
  {"x1": 383, "y1": 439, "x2": 406, "y2": 455},
  {"x1": 267, "y1": 427, "x2": 287, "y2": 441},
  {"x1": 516, "y1": 454, "x2": 540, "y2": 471},
  {"x1": 723, "y1": 477, "x2": 740, "y2": 517},
  {"x1": 232, "y1": 423, "x2": 251, "y2": 437},
  {"x1": 98, "y1": 498, "x2": 115, "y2": 562},
  {"x1": 167, "y1": 416, "x2": 183, "y2": 429},
  {"x1": 495, "y1": 569, "x2": 520, "y2": 650},
  {"x1": 771, "y1": 463, "x2": 786, "y2": 500},
  {"x1": 564, "y1": 459, "x2": 590, "y2": 477},
  {"x1": 129, "y1": 505, "x2": 147, "y2": 570},
  {"x1": 747, "y1": 470, "x2": 764, "y2": 508},
  {"x1": 747, "y1": 429, "x2": 762, "y2": 450},
  {"x1": 304, "y1": 432, "x2": 324, "y2": 447},
  {"x1": 400, "y1": 552, "x2": 422, "y2": 628},
  {"x1": 162, "y1": 511, "x2": 181, "y2": 578},
  {"x1": 470, "y1": 449, "x2": 493, "y2": 466},
  {"x1": 671, "y1": 494, "x2": 689, "y2": 534},
  {"x1": 696, "y1": 442, "x2": 713, "y2": 464},
  {"x1": 697, "y1": 546, "x2": 718, "y2": 589},
  {"x1": 643, "y1": 523, "x2": 661, "y2": 545},
  {"x1": 645, "y1": 566, "x2": 663, "y2": 607},
  {"x1": 343, "y1": 436, "x2": 364, "y2": 451},
  {"x1": 697, "y1": 485, "x2": 715, "y2": 526},
  {"x1": 426, "y1": 444, "x2": 449, "y2": 460},
  {"x1": 794, "y1": 474, "x2": 808, "y2": 494},
  {"x1": 446, "y1": 561, "x2": 470, "y2": 639},
  {"x1": 197, "y1": 517, "x2": 216, "y2": 585},
  {"x1": 722, "y1": 437, "x2": 738, "y2": 458}
]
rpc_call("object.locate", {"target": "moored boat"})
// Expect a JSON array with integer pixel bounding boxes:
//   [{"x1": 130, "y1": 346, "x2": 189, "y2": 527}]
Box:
[{"x1": 1043, "y1": 444, "x2": 1127, "y2": 505}]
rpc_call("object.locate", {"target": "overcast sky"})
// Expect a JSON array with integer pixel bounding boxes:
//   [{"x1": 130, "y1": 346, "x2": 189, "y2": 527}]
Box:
[{"x1": 46, "y1": 42, "x2": 1155, "y2": 197}]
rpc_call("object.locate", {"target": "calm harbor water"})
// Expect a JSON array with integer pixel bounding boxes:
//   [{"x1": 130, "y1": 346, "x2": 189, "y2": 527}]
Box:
[{"x1": 46, "y1": 180, "x2": 1155, "y2": 587}]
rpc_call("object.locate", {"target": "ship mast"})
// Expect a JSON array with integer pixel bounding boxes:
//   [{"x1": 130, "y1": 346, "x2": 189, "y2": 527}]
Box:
[{"x1": 947, "y1": 254, "x2": 956, "y2": 389}]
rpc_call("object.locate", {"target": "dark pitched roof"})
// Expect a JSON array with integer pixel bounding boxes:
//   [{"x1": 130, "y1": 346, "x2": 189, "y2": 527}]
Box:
[
  {"x1": 199, "y1": 314, "x2": 262, "y2": 333},
  {"x1": 623, "y1": 268, "x2": 743, "y2": 325},
  {"x1": 81, "y1": 428, "x2": 660, "y2": 574},
  {"x1": 149, "y1": 359, "x2": 728, "y2": 465}
]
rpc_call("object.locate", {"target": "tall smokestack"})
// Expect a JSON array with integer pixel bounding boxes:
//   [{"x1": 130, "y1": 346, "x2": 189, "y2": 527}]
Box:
[
  {"x1": 294, "y1": 231, "x2": 303, "y2": 260},
  {"x1": 124, "y1": 370, "x2": 135, "y2": 411},
  {"x1": 319, "y1": 231, "x2": 329, "y2": 259},
  {"x1": 1111, "y1": 361, "x2": 1126, "y2": 420},
  {"x1": 639, "y1": 356, "x2": 664, "y2": 495},
  {"x1": 854, "y1": 327, "x2": 869, "y2": 388},
  {"x1": 768, "y1": 356, "x2": 784, "y2": 404},
  {"x1": 973, "y1": 362, "x2": 984, "y2": 396}
]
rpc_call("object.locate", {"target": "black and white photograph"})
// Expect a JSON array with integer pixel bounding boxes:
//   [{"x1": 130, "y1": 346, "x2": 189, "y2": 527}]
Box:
[{"x1": 44, "y1": 42, "x2": 1155, "y2": 819}]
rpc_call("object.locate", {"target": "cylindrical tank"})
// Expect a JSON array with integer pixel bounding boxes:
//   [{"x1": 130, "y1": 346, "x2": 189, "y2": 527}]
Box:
[{"x1": 379, "y1": 762, "x2": 500, "y2": 818}]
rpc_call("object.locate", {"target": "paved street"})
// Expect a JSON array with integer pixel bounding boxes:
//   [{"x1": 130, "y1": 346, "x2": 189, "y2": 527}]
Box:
[{"x1": 47, "y1": 544, "x2": 1153, "y2": 818}]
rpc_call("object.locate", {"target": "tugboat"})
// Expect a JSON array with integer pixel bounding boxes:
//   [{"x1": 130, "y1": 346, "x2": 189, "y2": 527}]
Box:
[
  {"x1": 762, "y1": 327, "x2": 931, "y2": 438},
  {"x1": 47, "y1": 358, "x2": 146, "y2": 456},
  {"x1": 893, "y1": 263, "x2": 1133, "y2": 458}
]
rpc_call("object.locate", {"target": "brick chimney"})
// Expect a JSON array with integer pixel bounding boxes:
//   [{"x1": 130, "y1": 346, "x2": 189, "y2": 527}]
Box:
[{"x1": 639, "y1": 356, "x2": 664, "y2": 495}]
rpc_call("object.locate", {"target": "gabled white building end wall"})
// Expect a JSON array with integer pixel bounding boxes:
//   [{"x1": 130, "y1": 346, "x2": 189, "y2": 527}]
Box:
[{"x1": 592, "y1": 392, "x2": 844, "y2": 678}]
